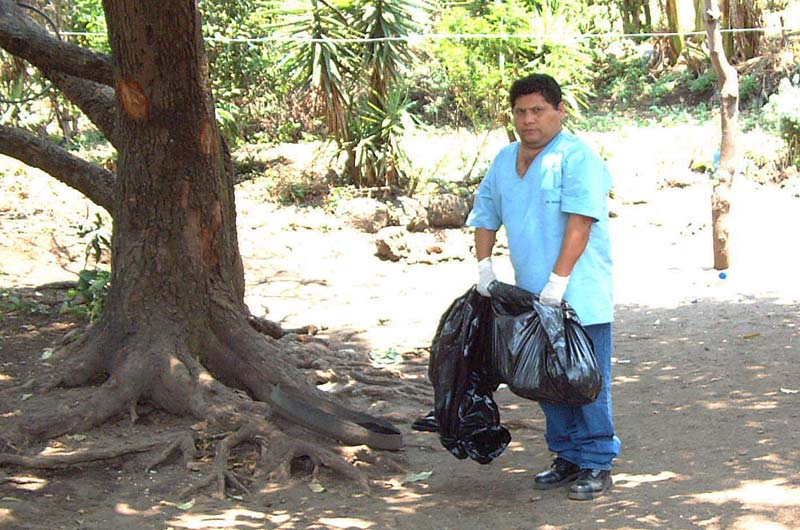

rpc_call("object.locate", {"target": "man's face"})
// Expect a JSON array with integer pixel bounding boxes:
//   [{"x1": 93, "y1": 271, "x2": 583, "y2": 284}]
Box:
[{"x1": 512, "y1": 92, "x2": 566, "y2": 150}]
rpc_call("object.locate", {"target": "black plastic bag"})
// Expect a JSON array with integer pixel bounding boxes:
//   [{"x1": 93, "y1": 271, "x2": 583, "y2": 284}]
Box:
[
  {"x1": 427, "y1": 287, "x2": 510, "y2": 464},
  {"x1": 489, "y1": 281, "x2": 602, "y2": 406}
]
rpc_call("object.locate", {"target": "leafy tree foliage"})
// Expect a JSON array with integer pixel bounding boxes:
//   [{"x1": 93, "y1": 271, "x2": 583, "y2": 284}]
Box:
[
  {"x1": 52, "y1": 0, "x2": 109, "y2": 52},
  {"x1": 200, "y1": 0, "x2": 290, "y2": 145},
  {"x1": 421, "y1": 0, "x2": 594, "y2": 128}
]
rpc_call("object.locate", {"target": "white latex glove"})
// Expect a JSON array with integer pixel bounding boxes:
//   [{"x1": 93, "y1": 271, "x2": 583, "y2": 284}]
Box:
[
  {"x1": 476, "y1": 257, "x2": 497, "y2": 297},
  {"x1": 539, "y1": 272, "x2": 569, "y2": 306}
]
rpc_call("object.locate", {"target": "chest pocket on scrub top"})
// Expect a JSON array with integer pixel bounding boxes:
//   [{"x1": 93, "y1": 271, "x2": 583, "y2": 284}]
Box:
[{"x1": 539, "y1": 153, "x2": 563, "y2": 207}]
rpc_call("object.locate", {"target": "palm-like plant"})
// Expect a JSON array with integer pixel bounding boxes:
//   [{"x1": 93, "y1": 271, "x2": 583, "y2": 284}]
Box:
[
  {"x1": 357, "y1": 0, "x2": 418, "y2": 104},
  {"x1": 280, "y1": 0, "x2": 428, "y2": 189},
  {"x1": 347, "y1": 87, "x2": 415, "y2": 187},
  {"x1": 280, "y1": 0, "x2": 359, "y2": 145},
  {"x1": 347, "y1": 0, "x2": 424, "y2": 186}
]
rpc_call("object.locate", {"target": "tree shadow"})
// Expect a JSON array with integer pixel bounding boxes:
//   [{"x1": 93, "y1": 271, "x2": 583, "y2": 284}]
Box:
[{"x1": 2, "y1": 291, "x2": 800, "y2": 529}]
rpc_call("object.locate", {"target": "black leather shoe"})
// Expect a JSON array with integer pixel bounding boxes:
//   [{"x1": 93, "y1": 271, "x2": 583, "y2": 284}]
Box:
[
  {"x1": 568, "y1": 468, "x2": 612, "y2": 500},
  {"x1": 533, "y1": 457, "x2": 581, "y2": 490}
]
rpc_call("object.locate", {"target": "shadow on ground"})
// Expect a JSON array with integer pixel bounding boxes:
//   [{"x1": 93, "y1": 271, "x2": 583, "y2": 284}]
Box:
[{"x1": 2, "y1": 292, "x2": 799, "y2": 529}]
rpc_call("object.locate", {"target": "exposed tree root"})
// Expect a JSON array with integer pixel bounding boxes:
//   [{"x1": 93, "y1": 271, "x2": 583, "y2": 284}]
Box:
[
  {"x1": 256, "y1": 430, "x2": 370, "y2": 493},
  {"x1": 247, "y1": 314, "x2": 318, "y2": 339},
  {"x1": 0, "y1": 437, "x2": 16, "y2": 454},
  {"x1": 341, "y1": 445, "x2": 408, "y2": 474},
  {"x1": 351, "y1": 372, "x2": 404, "y2": 386},
  {"x1": 180, "y1": 419, "x2": 370, "y2": 499},
  {"x1": 22, "y1": 344, "x2": 147, "y2": 439},
  {"x1": 145, "y1": 433, "x2": 198, "y2": 471},
  {"x1": 181, "y1": 422, "x2": 262, "y2": 499},
  {"x1": 3, "y1": 308, "x2": 404, "y2": 498},
  {"x1": 23, "y1": 321, "x2": 116, "y2": 394},
  {"x1": 0, "y1": 435, "x2": 182, "y2": 469}
]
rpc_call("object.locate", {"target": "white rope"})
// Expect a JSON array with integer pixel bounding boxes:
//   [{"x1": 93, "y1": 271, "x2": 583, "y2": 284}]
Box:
[{"x1": 59, "y1": 25, "x2": 799, "y2": 44}]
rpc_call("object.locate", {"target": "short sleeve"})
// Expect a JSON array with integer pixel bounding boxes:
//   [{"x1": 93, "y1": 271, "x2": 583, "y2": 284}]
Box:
[
  {"x1": 560, "y1": 149, "x2": 612, "y2": 222},
  {"x1": 466, "y1": 160, "x2": 502, "y2": 230}
]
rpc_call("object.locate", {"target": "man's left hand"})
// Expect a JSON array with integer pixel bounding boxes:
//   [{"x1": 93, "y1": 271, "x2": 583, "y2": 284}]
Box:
[{"x1": 540, "y1": 272, "x2": 569, "y2": 306}]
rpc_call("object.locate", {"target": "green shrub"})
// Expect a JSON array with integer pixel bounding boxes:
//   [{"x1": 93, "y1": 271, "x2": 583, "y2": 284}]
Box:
[
  {"x1": 591, "y1": 41, "x2": 651, "y2": 107},
  {"x1": 201, "y1": 0, "x2": 289, "y2": 145},
  {"x1": 0, "y1": 288, "x2": 49, "y2": 316},
  {"x1": 60, "y1": 213, "x2": 112, "y2": 322},
  {"x1": 423, "y1": 0, "x2": 594, "y2": 127},
  {"x1": 272, "y1": 171, "x2": 330, "y2": 206},
  {"x1": 739, "y1": 74, "x2": 760, "y2": 102},
  {"x1": 762, "y1": 76, "x2": 800, "y2": 168},
  {"x1": 651, "y1": 78, "x2": 678, "y2": 100},
  {"x1": 689, "y1": 70, "x2": 717, "y2": 95},
  {"x1": 215, "y1": 100, "x2": 244, "y2": 148},
  {"x1": 60, "y1": 0, "x2": 109, "y2": 52},
  {"x1": 61, "y1": 269, "x2": 111, "y2": 322}
]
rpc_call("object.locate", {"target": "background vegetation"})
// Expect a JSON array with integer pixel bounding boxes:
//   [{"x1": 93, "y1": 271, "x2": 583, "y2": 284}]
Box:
[
  {"x1": 0, "y1": 0, "x2": 798, "y2": 323},
  {"x1": 2, "y1": 0, "x2": 799, "y2": 193}
]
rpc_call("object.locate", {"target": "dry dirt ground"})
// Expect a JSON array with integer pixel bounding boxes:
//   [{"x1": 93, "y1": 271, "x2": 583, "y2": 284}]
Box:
[{"x1": 2, "y1": 122, "x2": 800, "y2": 530}]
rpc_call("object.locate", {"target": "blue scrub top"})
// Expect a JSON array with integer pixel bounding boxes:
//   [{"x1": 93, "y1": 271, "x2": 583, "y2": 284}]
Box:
[{"x1": 467, "y1": 130, "x2": 613, "y2": 325}]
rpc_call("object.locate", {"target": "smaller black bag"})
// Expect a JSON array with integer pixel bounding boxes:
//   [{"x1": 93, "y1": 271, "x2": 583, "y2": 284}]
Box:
[
  {"x1": 427, "y1": 287, "x2": 510, "y2": 464},
  {"x1": 489, "y1": 282, "x2": 602, "y2": 406}
]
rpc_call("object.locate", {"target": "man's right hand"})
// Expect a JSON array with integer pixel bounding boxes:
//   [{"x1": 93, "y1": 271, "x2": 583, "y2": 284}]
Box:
[{"x1": 477, "y1": 257, "x2": 496, "y2": 297}]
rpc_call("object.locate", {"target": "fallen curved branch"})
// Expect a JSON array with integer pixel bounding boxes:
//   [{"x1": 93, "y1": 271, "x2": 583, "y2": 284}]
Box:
[{"x1": 270, "y1": 385, "x2": 403, "y2": 451}]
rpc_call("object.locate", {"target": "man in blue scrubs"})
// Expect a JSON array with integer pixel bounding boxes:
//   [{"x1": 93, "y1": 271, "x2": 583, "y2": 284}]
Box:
[{"x1": 467, "y1": 73, "x2": 620, "y2": 500}]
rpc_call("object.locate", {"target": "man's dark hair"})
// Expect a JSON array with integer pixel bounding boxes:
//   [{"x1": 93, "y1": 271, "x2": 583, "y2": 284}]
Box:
[{"x1": 509, "y1": 74, "x2": 562, "y2": 109}]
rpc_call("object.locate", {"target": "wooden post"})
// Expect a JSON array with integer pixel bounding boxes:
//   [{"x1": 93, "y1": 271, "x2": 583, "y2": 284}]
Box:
[{"x1": 704, "y1": 0, "x2": 739, "y2": 270}]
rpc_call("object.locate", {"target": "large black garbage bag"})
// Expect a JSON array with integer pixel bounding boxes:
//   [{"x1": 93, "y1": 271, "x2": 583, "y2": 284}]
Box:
[
  {"x1": 489, "y1": 281, "x2": 602, "y2": 406},
  {"x1": 428, "y1": 287, "x2": 510, "y2": 464}
]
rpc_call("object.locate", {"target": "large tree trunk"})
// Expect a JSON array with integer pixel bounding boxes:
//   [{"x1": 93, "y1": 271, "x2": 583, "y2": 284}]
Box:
[
  {"x1": 45, "y1": 0, "x2": 272, "y2": 433},
  {"x1": 705, "y1": 0, "x2": 739, "y2": 271},
  {"x1": 103, "y1": 0, "x2": 247, "y2": 344},
  {"x1": 0, "y1": 0, "x2": 402, "y2": 497}
]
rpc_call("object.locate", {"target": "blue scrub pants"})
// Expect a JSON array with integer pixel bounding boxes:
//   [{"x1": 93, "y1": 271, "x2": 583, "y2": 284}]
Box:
[{"x1": 538, "y1": 323, "x2": 621, "y2": 470}]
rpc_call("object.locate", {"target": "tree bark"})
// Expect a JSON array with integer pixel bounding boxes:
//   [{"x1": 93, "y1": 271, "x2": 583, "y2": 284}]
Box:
[
  {"x1": 42, "y1": 69, "x2": 119, "y2": 145},
  {"x1": 705, "y1": 0, "x2": 739, "y2": 270},
  {"x1": 620, "y1": 0, "x2": 647, "y2": 34}
]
